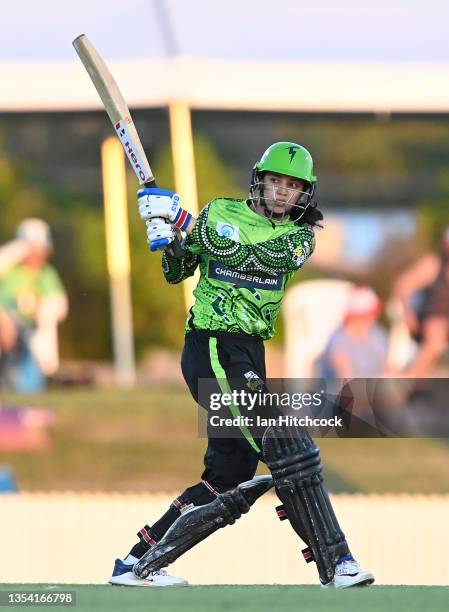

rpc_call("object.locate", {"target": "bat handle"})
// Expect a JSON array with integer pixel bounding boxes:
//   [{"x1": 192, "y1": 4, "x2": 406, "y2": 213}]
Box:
[
  {"x1": 144, "y1": 180, "x2": 185, "y2": 258},
  {"x1": 150, "y1": 237, "x2": 169, "y2": 251}
]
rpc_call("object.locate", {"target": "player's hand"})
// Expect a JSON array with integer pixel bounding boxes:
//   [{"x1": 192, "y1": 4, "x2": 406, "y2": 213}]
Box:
[
  {"x1": 146, "y1": 219, "x2": 176, "y2": 251},
  {"x1": 137, "y1": 188, "x2": 192, "y2": 231}
]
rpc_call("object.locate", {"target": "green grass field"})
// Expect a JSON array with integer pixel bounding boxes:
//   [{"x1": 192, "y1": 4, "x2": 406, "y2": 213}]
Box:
[
  {"x1": 1, "y1": 387, "x2": 449, "y2": 493},
  {"x1": 1, "y1": 585, "x2": 448, "y2": 612}
]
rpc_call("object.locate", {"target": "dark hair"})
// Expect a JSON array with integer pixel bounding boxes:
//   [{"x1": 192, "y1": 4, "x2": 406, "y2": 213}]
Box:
[{"x1": 297, "y1": 201, "x2": 323, "y2": 227}]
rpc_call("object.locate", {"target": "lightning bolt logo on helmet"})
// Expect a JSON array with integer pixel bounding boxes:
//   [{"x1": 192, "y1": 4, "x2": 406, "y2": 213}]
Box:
[{"x1": 287, "y1": 145, "x2": 300, "y2": 163}]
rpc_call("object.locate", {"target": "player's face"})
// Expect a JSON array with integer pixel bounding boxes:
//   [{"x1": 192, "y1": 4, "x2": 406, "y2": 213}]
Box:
[
  {"x1": 261, "y1": 172, "x2": 305, "y2": 218},
  {"x1": 23, "y1": 244, "x2": 50, "y2": 268}
]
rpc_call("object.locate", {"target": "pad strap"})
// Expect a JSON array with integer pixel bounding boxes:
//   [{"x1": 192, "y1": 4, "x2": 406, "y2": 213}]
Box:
[{"x1": 138, "y1": 525, "x2": 158, "y2": 547}]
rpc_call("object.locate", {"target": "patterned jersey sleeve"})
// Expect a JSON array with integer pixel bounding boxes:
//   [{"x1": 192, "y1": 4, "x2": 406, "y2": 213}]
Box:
[
  {"x1": 162, "y1": 249, "x2": 200, "y2": 284},
  {"x1": 187, "y1": 203, "x2": 315, "y2": 274}
]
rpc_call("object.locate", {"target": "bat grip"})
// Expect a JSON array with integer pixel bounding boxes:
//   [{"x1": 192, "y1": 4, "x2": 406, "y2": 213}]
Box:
[
  {"x1": 144, "y1": 180, "x2": 185, "y2": 258},
  {"x1": 150, "y1": 235, "x2": 170, "y2": 251}
]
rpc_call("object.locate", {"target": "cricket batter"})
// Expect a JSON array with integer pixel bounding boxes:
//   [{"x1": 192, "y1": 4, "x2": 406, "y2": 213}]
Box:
[{"x1": 109, "y1": 142, "x2": 374, "y2": 588}]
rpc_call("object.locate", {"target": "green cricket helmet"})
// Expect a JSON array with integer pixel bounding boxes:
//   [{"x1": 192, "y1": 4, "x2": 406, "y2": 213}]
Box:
[{"x1": 249, "y1": 142, "x2": 317, "y2": 222}]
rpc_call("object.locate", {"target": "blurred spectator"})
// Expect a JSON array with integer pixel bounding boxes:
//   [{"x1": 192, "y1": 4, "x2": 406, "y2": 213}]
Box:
[
  {"x1": 0, "y1": 219, "x2": 68, "y2": 392},
  {"x1": 393, "y1": 227, "x2": 449, "y2": 376},
  {"x1": 318, "y1": 286, "x2": 389, "y2": 378}
]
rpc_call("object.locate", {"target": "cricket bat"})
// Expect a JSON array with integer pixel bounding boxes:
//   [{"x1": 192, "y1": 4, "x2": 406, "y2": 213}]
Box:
[{"x1": 72, "y1": 34, "x2": 183, "y2": 256}]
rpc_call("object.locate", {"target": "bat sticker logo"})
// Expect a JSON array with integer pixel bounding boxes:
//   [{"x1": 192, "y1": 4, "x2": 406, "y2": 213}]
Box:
[
  {"x1": 286, "y1": 146, "x2": 300, "y2": 163},
  {"x1": 114, "y1": 120, "x2": 150, "y2": 183}
]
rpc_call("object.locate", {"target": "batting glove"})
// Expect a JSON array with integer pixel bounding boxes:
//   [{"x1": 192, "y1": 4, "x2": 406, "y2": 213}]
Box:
[
  {"x1": 146, "y1": 219, "x2": 176, "y2": 250},
  {"x1": 137, "y1": 187, "x2": 192, "y2": 231}
]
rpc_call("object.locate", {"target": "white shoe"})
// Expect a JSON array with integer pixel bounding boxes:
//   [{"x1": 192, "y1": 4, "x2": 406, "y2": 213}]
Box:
[
  {"x1": 322, "y1": 556, "x2": 375, "y2": 589},
  {"x1": 108, "y1": 558, "x2": 187, "y2": 587}
]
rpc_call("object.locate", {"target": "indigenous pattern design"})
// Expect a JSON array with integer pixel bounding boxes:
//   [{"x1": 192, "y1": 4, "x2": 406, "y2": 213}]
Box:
[{"x1": 162, "y1": 198, "x2": 314, "y2": 339}]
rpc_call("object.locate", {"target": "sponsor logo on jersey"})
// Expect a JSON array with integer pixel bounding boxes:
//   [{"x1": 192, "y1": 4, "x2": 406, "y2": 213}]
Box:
[
  {"x1": 208, "y1": 261, "x2": 283, "y2": 291},
  {"x1": 216, "y1": 221, "x2": 240, "y2": 242}
]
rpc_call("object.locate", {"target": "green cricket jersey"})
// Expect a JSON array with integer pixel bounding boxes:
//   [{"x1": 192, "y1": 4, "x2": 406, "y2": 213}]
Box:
[
  {"x1": 162, "y1": 198, "x2": 315, "y2": 339},
  {"x1": 0, "y1": 264, "x2": 65, "y2": 327}
]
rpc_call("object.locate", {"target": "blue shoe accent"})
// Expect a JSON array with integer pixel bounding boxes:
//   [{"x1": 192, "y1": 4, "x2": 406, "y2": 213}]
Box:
[
  {"x1": 112, "y1": 558, "x2": 134, "y2": 577},
  {"x1": 337, "y1": 554, "x2": 355, "y2": 564}
]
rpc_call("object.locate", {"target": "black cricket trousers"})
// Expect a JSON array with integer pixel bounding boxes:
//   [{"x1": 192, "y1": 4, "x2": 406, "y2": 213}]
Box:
[{"x1": 181, "y1": 330, "x2": 269, "y2": 491}]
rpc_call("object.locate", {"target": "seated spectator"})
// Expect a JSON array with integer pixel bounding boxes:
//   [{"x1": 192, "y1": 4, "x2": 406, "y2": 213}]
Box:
[
  {"x1": 393, "y1": 227, "x2": 449, "y2": 376},
  {"x1": 318, "y1": 286, "x2": 389, "y2": 378},
  {"x1": 0, "y1": 219, "x2": 68, "y2": 392}
]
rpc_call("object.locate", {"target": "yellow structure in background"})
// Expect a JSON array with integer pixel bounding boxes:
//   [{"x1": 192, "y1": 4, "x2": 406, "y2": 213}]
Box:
[
  {"x1": 100, "y1": 105, "x2": 199, "y2": 383},
  {"x1": 2, "y1": 493, "x2": 448, "y2": 585},
  {"x1": 169, "y1": 101, "x2": 200, "y2": 311},
  {"x1": 101, "y1": 137, "x2": 136, "y2": 387}
]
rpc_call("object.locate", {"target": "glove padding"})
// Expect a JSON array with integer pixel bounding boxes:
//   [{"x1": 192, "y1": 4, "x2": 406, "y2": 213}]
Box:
[
  {"x1": 138, "y1": 187, "x2": 192, "y2": 231},
  {"x1": 146, "y1": 219, "x2": 176, "y2": 249}
]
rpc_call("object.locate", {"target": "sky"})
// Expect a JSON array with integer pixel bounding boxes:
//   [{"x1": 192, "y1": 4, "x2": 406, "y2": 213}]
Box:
[{"x1": 1, "y1": 0, "x2": 449, "y2": 62}]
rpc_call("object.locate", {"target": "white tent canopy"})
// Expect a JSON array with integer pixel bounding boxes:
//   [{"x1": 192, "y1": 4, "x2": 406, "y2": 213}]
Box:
[{"x1": 1, "y1": 0, "x2": 449, "y2": 112}]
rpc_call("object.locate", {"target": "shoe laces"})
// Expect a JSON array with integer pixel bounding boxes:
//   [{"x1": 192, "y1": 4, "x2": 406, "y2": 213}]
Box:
[
  {"x1": 336, "y1": 559, "x2": 360, "y2": 575},
  {"x1": 150, "y1": 569, "x2": 167, "y2": 576}
]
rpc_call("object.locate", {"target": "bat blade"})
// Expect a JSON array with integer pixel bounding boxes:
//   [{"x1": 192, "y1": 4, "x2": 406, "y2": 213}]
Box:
[
  {"x1": 72, "y1": 34, "x2": 184, "y2": 256},
  {"x1": 72, "y1": 34, "x2": 153, "y2": 186}
]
